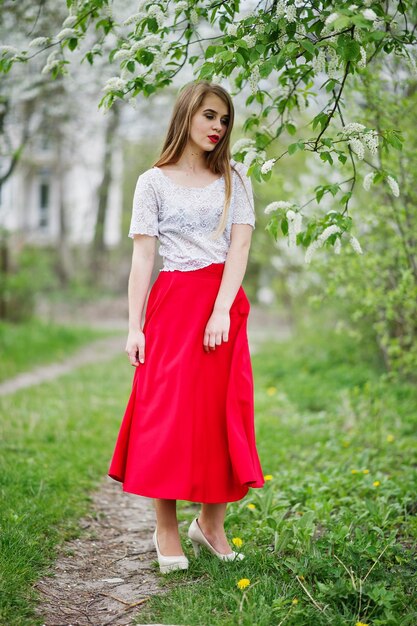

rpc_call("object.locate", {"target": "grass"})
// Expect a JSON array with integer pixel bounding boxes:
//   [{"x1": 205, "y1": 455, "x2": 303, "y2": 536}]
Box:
[
  {"x1": 0, "y1": 314, "x2": 416, "y2": 625},
  {"x1": 0, "y1": 316, "x2": 117, "y2": 382}
]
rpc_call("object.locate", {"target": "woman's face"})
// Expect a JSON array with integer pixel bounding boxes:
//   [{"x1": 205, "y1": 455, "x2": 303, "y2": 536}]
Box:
[{"x1": 188, "y1": 93, "x2": 230, "y2": 153}]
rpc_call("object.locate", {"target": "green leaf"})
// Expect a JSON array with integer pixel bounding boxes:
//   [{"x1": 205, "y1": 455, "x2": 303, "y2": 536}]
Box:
[
  {"x1": 300, "y1": 39, "x2": 315, "y2": 56},
  {"x1": 281, "y1": 218, "x2": 288, "y2": 236},
  {"x1": 286, "y1": 122, "x2": 296, "y2": 136}
]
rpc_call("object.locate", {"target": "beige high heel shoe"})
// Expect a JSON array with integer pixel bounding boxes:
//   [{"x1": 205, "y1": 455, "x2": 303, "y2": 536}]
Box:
[
  {"x1": 188, "y1": 518, "x2": 245, "y2": 561},
  {"x1": 152, "y1": 528, "x2": 189, "y2": 573}
]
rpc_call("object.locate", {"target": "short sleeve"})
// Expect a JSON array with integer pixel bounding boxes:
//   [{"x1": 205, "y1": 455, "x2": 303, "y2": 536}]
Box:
[
  {"x1": 128, "y1": 172, "x2": 159, "y2": 238},
  {"x1": 231, "y1": 162, "x2": 256, "y2": 230}
]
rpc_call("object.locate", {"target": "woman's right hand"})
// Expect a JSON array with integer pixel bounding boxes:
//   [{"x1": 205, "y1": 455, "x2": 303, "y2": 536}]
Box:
[{"x1": 125, "y1": 329, "x2": 146, "y2": 366}]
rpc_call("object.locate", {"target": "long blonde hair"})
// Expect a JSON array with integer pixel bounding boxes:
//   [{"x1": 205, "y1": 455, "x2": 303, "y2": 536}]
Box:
[{"x1": 153, "y1": 79, "x2": 247, "y2": 239}]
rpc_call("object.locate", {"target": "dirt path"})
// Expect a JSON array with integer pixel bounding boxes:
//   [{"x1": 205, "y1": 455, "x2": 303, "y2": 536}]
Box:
[
  {"x1": 5, "y1": 297, "x2": 291, "y2": 625},
  {"x1": 33, "y1": 477, "x2": 182, "y2": 626}
]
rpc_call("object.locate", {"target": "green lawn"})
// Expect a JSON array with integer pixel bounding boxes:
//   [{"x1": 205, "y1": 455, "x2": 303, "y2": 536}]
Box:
[
  {"x1": 0, "y1": 317, "x2": 117, "y2": 382},
  {"x1": 0, "y1": 319, "x2": 416, "y2": 625}
]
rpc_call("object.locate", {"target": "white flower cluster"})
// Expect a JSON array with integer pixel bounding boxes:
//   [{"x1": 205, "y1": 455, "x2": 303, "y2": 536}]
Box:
[
  {"x1": 285, "y1": 5, "x2": 297, "y2": 23},
  {"x1": 286, "y1": 209, "x2": 302, "y2": 248},
  {"x1": 349, "y1": 235, "x2": 363, "y2": 254},
  {"x1": 325, "y1": 12, "x2": 339, "y2": 26},
  {"x1": 211, "y1": 74, "x2": 221, "y2": 84},
  {"x1": 342, "y1": 123, "x2": 379, "y2": 159},
  {"x1": 362, "y1": 8, "x2": 377, "y2": 22},
  {"x1": 304, "y1": 224, "x2": 341, "y2": 264},
  {"x1": 255, "y1": 22, "x2": 266, "y2": 35},
  {"x1": 190, "y1": 8, "x2": 199, "y2": 25},
  {"x1": 242, "y1": 34, "x2": 256, "y2": 48},
  {"x1": 123, "y1": 12, "x2": 144, "y2": 25},
  {"x1": 41, "y1": 51, "x2": 61, "y2": 74},
  {"x1": 232, "y1": 138, "x2": 255, "y2": 153},
  {"x1": 264, "y1": 201, "x2": 293, "y2": 214},
  {"x1": 114, "y1": 48, "x2": 133, "y2": 61},
  {"x1": 261, "y1": 159, "x2": 276, "y2": 174},
  {"x1": 363, "y1": 171, "x2": 375, "y2": 190},
  {"x1": 29, "y1": 37, "x2": 49, "y2": 48},
  {"x1": 358, "y1": 46, "x2": 367, "y2": 69},
  {"x1": 175, "y1": 1, "x2": 188, "y2": 11},
  {"x1": 227, "y1": 23, "x2": 238, "y2": 37},
  {"x1": 147, "y1": 4, "x2": 165, "y2": 28},
  {"x1": 0, "y1": 45, "x2": 17, "y2": 56},
  {"x1": 244, "y1": 148, "x2": 266, "y2": 167},
  {"x1": 274, "y1": 1, "x2": 286, "y2": 18},
  {"x1": 386, "y1": 175, "x2": 400, "y2": 197},
  {"x1": 63, "y1": 15, "x2": 78, "y2": 28},
  {"x1": 248, "y1": 65, "x2": 260, "y2": 95},
  {"x1": 327, "y1": 48, "x2": 340, "y2": 79},
  {"x1": 312, "y1": 49, "x2": 326, "y2": 74},
  {"x1": 56, "y1": 27, "x2": 77, "y2": 40},
  {"x1": 102, "y1": 76, "x2": 127, "y2": 93}
]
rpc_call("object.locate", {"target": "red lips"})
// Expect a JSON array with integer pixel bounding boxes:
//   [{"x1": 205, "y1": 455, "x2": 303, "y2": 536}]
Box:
[{"x1": 208, "y1": 135, "x2": 219, "y2": 143}]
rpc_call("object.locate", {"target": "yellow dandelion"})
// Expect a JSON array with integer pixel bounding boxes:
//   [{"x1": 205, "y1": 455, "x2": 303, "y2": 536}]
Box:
[
  {"x1": 362, "y1": 469, "x2": 369, "y2": 474},
  {"x1": 355, "y1": 622, "x2": 369, "y2": 626},
  {"x1": 351, "y1": 469, "x2": 359, "y2": 474},
  {"x1": 247, "y1": 503, "x2": 256, "y2": 510},
  {"x1": 264, "y1": 474, "x2": 273, "y2": 481},
  {"x1": 237, "y1": 578, "x2": 250, "y2": 590},
  {"x1": 373, "y1": 480, "x2": 380, "y2": 487},
  {"x1": 292, "y1": 597, "x2": 298, "y2": 605},
  {"x1": 342, "y1": 440, "x2": 350, "y2": 447},
  {"x1": 232, "y1": 537, "x2": 243, "y2": 548},
  {"x1": 266, "y1": 386, "x2": 277, "y2": 396},
  {"x1": 386, "y1": 434, "x2": 395, "y2": 442},
  {"x1": 298, "y1": 575, "x2": 305, "y2": 581}
]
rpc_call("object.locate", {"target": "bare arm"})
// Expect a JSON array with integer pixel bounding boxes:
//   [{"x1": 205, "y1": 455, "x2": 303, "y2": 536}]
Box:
[
  {"x1": 203, "y1": 224, "x2": 253, "y2": 352},
  {"x1": 126, "y1": 234, "x2": 157, "y2": 366}
]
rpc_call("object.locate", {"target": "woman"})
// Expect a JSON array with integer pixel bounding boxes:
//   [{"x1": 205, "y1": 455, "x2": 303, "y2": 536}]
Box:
[{"x1": 108, "y1": 79, "x2": 265, "y2": 574}]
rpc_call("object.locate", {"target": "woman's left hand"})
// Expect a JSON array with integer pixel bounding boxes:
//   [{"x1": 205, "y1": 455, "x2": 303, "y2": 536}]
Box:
[{"x1": 203, "y1": 309, "x2": 230, "y2": 352}]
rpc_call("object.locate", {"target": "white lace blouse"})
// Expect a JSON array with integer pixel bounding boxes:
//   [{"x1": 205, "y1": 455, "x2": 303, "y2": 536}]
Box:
[{"x1": 128, "y1": 159, "x2": 256, "y2": 272}]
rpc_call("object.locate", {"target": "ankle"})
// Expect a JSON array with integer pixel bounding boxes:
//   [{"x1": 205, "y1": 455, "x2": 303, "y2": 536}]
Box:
[{"x1": 197, "y1": 517, "x2": 225, "y2": 536}]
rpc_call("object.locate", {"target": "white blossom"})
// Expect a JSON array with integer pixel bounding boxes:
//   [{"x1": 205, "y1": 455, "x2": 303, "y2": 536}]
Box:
[
  {"x1": 287, "y1": 209, "x2": 302, "y2": 248},
  {"x1": 147, "y1": 4, "x2": 165, "y2": 28},
  {"x1": 211, "y1": 74, "x2": 221, "y2": 84},
  {"x1": 358, "y1": 46, "x2": 367, "y2": 69},
  {"x1": 349, "y1": 138, "x2": 365, "y2": 160},
  {"x1": 123, "y1": 13, "x2": 144, "y2": 25},
  {"x1": 327, "y1": 48, "x2": 340, "y2": 79},
  {"x1": 248, "y1": 65, "x2": 260, "y2": 95},
  {"x1": 363, "y1": 8, "x2": 377, "y2": 21},
  {"x1": 261, "y1": 159, "x2": 275, "y2": 174},
  {"x1": 363, "y1": 172, "x2": 376, "y2": 191},
  {"x1": 334, "y1": 237, "x2": 342, "y2": 254},
  {"x1": 63, "y1": 15, "x2": 78, "y2": 27},
  {"x1": 242, "y1": 34, "x2": 256, "y2": 48},
  {"x1": 312, "y1": 49, "x2": 326, "y2": 74},
  {"x1": 190, "y1": 8, "x2": 199, "y2": 25},
  {"x1": 227, "y1": 23, "x2": 238, "y2": 36},
  {"x1": 56, "y1": 28, "x2": 77, "y2": 39},
  {"x1": 0, "y1": 45, "x2": 18, "y2": 55},
  {"x1": 362, "y1": 129, "x2": 379, "y2": 155},
  {"x1": 255, "y1": 22, "x2": 266, "y2": 35},
  {"x1": 243, "y1": 149, "x2": 259, "y2": 168},
  {"x1": 304, "y1": 225, "x2": 341, "y2": 264},
  {"x1": 325, "y1": 12, "x2": 339, "y2": 26},
  {"x1": 175, "y1": 1, "x2": 188, "y2": 11},
  {"x1": 386, "y1": 175, "x2": 400, "y2": 197},
  {"x1": 349, "y1": 4, "x2": 358, "y2": 10},
  {"x1": 29, "y1": 37, "x2": 49, "y2": 48},
  {"x1": 342, "y1": 123, "x2": 367, "y2": 134},
  {"x1": 114, "y1": 49, "x2": 133, "y2": 61},
  {"x1": 231, "y1": 138, "x2": 256, "y2": 153},
  {"x1": 264, "y1": 201, "x2": 293, "y2": 214},
  {"x1": 349, "y1": 235, "x2": 363, "y2": 254},
  {"x1": 285, "y1": 5, "x2": 297, "y2": 22},
  {"x1": 274, "y1": 1, "x2": 286, "y2": 18},
  {"x1": 102, "y1": 76, "x2": 127, "y2": 93}
]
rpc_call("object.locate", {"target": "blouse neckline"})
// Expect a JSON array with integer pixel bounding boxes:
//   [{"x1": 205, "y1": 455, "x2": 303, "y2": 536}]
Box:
[{"x1": 152, "y1": 166, "x2": 224, "y2": 190}]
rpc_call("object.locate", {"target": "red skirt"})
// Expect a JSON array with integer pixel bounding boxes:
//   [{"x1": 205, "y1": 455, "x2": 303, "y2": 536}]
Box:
[{"x1": 108, "y1": 262, "x2": 265, "y2": 503}]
